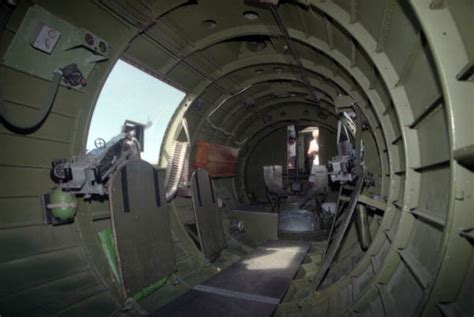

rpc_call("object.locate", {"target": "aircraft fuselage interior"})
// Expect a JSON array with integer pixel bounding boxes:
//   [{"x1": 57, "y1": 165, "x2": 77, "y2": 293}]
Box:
[{"x1": 0, "y1": 1, "x2": 473, "y2": 316}]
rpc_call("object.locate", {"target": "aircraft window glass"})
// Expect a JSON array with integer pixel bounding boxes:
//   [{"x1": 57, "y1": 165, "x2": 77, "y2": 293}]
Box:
[
  {"x1": 287, "y1": 125, "x2": 296, "y2": 169},
  {"x1": 305, "y1": 126, "x2": 320, "y2": 166},
  {"x1": 299, "y1": 126, "x2": 320, "y2": 176},
  {"x1": 86, "y1": 59, "x2": 185, "y2": 165}
]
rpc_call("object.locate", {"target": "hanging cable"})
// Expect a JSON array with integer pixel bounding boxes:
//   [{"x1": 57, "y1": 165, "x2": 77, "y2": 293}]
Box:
[
  {"x1": 0, "y1": 71, "x2": 62, "y2": 132},
  {"x1": 0, "y1": 63, "x2": 86, "y2": 132},
  {"x1": 270, "y1": 5, "x2": 321, "y2": 104}
]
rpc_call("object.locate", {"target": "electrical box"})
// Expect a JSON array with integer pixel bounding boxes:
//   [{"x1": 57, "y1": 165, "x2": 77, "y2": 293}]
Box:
[
  {"x1": 31, "y1": 23, "x2": 61, "y2": 54},
  {"x1": 3, "y1": 5, "x2": 109, "y2": 87}
]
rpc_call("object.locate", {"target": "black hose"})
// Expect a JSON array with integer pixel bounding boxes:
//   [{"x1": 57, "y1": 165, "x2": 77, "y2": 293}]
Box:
[{"x1": 0, "y1": 72, "x2": 62, "y2": 132}]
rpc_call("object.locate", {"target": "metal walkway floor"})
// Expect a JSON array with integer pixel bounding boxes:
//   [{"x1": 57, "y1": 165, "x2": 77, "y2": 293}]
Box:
[{"x1": 152, "y1": 240, "x2": 310, "y2": 317}]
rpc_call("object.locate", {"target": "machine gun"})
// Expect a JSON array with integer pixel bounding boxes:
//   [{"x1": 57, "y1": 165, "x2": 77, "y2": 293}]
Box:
[
  {"x1": 51, "y1": 127, "x2": 142, "y2": 198},
  {"x1": 328, "y1": 112, "x2": 364, "y2": 183},
  {"x1": 43, "y1": 121, "x2": 145, "y2": 225}
]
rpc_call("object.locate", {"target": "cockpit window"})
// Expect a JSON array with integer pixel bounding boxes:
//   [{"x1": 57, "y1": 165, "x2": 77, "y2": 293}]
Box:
[{"x1": 86, "y1": 59, "x2": 185, "y2": 165}]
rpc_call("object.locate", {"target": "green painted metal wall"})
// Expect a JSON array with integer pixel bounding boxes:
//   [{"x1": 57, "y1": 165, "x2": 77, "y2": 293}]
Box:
[{"x1": 0, "y1": 0, "x2": 472, "y2": 316}]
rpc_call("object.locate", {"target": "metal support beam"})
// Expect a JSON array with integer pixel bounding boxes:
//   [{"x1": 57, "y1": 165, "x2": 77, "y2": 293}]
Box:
[
  {"x1": 270, "y1": 6, "x2": 322, "y2": 103},
  {"x1": 377, "y1": 284, "x2": 396, "y2": 317},
  {"x1": 408, "y1": 95, "x2": 443, "y2": 129},
  {"x1": 409, "y1": 208, "x2": 445, "y2": 229},
  {"x1": 324, "y1": 15, "x2": 335, "y2": 50},
  {"x1": 375, "y1": 0, "x2": 396, "y2": 53},
  {"x1": 350, "y1": 37, "x2": 357, "y2": 68},
  {"x1": 398, "y1": 249, "x2": 432, "y2": 290},
  {"x1": 395, "y1": 33, "x2": 422, "y2": 87},
  {"x1": 358, "y1": 194, "x2": 387, "y2": 210},
  {"x1": 350, "y1": 0, "x2": 358, "y2": 23},
  {"x1": 314, "y1": 174, "x2": 365, "y2": 289},
  {"x1": 355, "y1": 197, "x2": 381, "y2": 251}
]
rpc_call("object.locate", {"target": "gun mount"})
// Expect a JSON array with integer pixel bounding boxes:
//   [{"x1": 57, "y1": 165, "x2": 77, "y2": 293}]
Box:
[{"x1": 51, "y1": 131, "x2": 141, "y2": 197}]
